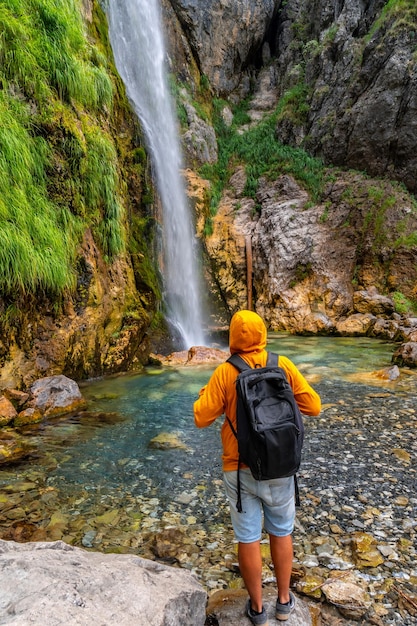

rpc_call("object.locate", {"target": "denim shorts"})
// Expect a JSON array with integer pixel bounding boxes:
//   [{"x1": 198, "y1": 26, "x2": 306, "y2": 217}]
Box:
[{"x1": 223, "y1": 469, "x2": 295, "y2": 543}]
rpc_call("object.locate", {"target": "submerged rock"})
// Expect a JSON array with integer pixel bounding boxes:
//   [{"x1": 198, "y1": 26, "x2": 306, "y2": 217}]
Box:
[
  {"x1": 347, "y1": 365, "x2": 401, "y2": 384},
  {"x1": 148, "y1": 432, "x2": 188, "y2": 450},
  {"x1": 0, "y1": 430, "x2": 34, "y2": 465}
]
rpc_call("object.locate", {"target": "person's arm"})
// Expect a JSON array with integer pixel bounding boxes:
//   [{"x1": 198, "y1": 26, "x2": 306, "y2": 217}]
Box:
[
  {"x1": 194, "y1": 365, "x2": 227, "y2": 428},
  {"x1": 279, "y1": 356, "x2": 321, "y2": 416}
]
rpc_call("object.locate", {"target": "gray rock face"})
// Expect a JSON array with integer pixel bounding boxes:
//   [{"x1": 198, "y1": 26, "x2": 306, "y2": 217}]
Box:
[
  {"x1": 181, "y1": 92, "x2": 218, "y2": 166},
  {"x1": 204, "y1": 170, "x2": 417, "y2": 335},
  {"x1": 0, "y1": 539, "x2": 206, "y2": 626},
  {"x1": 166, "y1": 0, "x2": 417, "y2": 192},
  {"x1": 168, "y1": 0, "x2": 278, "y2": 96},
  {"x1": 273, "y1": 0, "x2": 417, "y2": 192}
]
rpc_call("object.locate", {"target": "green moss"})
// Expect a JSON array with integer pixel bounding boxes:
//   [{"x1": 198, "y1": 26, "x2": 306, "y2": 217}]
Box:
[
  {"x1": 289, "y1": 262, "x2": 313, "y2": 288},
  {"x1": 128, "y1": 215, "x2": 161, "y2": 299},
  {"x1": 0, "y1": 0, "x2": 129, "y2": 299},
  {"x1": 392, "y1": 291, "x2": 417, "y2": 314}
]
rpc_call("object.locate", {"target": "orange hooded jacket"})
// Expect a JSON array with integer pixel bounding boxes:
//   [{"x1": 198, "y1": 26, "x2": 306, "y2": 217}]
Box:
[{"x1": 193, "y1": 310, "x2": 321, "y2": 472}]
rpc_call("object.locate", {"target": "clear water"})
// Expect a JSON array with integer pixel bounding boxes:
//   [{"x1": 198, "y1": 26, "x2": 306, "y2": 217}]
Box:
[
  {"x1": 0, "y1": 335, "x2": 413, "y2": 536},
  {"x1": 21, "y1": 337, "x2": 400, "y2": 488},
  {"x1": 265, "y1": 333, "x2": 395, "y2": 376},
  {"x1": 106, "y1": 0, "x2": 204, "y2": 347}
]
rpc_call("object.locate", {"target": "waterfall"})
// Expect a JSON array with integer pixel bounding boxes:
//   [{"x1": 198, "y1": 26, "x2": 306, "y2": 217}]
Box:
[{"x1": 107, "y1": 0, "x2": 205, "y2": 348}]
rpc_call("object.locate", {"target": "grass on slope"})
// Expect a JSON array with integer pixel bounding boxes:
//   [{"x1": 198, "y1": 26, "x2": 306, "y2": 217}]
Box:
[
  {"x1": 200, "y1": 91, "x2": 325, "y2": 234},
  {"x1": 0, "y1": 0, "x2": 123, "y2": 298}
]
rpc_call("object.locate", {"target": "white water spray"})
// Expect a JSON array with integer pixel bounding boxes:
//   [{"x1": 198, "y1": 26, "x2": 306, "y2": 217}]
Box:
[{"x1": 107, "y1": 0, "x2": 204, "y2": 348}]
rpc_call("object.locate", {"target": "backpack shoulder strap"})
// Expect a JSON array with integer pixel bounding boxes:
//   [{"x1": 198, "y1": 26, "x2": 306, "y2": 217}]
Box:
[
  {"x1": 228, "y1": 352, "x2": 280, "y2": 370},
  {"x1": 266, "y1": 351, "x2": 279, "y2": 367},
  {"x1": 227, "y1": 353, "x2": 252, "y2": 372}
]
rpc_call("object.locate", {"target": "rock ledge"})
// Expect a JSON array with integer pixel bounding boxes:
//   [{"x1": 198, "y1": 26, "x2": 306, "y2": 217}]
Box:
[{"x1": 0, "y1": 539, "x2": 206, "y2": 626}]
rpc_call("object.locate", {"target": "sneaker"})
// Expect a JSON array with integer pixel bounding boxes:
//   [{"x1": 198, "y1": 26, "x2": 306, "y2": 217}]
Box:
[
  {"x1": 276, "y1": 591, "x2": 295, "y2": 621},
  {"x1": 245, "y1": 599, "x2": 269, "y2": 625}
]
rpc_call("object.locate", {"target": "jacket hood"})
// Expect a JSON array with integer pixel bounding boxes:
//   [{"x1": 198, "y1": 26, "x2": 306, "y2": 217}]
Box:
[{"x1": 229, "y1": 310, "x2": 267, "y2": 354}]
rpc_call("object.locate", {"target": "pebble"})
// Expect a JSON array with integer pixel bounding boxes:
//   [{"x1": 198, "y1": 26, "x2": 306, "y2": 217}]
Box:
[{"x1": 0, "y1": 377, "x2": 415, "y2": 625}]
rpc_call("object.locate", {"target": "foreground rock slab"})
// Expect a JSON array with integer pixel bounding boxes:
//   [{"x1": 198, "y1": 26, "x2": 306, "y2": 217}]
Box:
[{"x1": 0, "y1": 539, "x2": 207, "y2": 626}]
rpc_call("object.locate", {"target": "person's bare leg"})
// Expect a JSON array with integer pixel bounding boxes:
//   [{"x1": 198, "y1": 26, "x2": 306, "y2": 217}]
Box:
[
  {"x1": 238, "y1": 540, "x2": 263, "y2": 612},
  {"x1": 269, "y1": 534, "x2": 293, "y2": 604}
]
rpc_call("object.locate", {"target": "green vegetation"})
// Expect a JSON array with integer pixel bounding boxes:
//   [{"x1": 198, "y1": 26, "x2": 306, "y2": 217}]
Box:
[
  {"x1": 200, "y1": 92, "x2": 325, "y2": 232},
  {"x1": 319, "y1": 202, "x2": 331, "y2": 223},
  {"x1": 361, "y1": 187, "x2": 396, "y2": 250},
  {"x1": 0, "y1": 89, "x2": 77, "y2": 295},
  {"x1": 367, "y1": 0, "x2": 417, "y2": 39},
  {"x1": 391, "y1": 291, "x2": 417, "y2": 314},
  {"x1": 169, "y1": 72, "x2": 212, "y2": 130},
  {"x1": 0, "y1": 0, "x2": 125, "y2": 298},
  {"x1": 128, "y1": 214, "x2": 161, "y2": 300}
]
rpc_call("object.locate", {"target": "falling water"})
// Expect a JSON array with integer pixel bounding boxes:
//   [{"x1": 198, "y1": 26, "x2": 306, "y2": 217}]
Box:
[{"x1": 107, "y1": 0, "x2": 204, "y2": 348}]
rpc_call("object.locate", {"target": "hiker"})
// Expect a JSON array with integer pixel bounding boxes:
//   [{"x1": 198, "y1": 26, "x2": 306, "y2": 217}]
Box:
[{"x1": 193, "y1": 310, "x2": 321, "y2": 624}]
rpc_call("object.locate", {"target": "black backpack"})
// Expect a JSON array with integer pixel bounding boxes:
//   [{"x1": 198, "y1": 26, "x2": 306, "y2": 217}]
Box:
[{"x1": 226, "y1": 352, "x2": 304, "y2": 512}]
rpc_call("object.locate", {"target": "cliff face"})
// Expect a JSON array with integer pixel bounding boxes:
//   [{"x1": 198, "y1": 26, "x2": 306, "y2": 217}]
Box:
[
  {"x1": 273, "y1": 0, "x2": 417, "y2": 193},
  {"x1": 163, "y1": 0, "x2": 417, "y2": 331},
  {"x1": 0, "y1": 0, "x2": 159, "y2": 389},
  {"x1": 168, "y1": 0, "x2": 277, "y2": 97},
  {"x1": 167, "y1": 0, "x2": 417, "y2": 193},
  {"x1": 202, "y1": 168, "x2": 417, "y2": 335}
]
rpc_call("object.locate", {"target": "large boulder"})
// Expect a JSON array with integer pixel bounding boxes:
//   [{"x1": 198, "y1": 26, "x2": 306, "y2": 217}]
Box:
[
  {"x1": 28, "y1": 375, "x2": 87, "y2": 417},
  {"x1": 0, "y1": 539, "x2": 206, "y2": 625}
]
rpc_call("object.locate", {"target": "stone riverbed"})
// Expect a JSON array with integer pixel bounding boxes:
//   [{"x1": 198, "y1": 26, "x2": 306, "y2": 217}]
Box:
[{"x1": 0, "y1": 372, "x2": 416, "y2": 625}]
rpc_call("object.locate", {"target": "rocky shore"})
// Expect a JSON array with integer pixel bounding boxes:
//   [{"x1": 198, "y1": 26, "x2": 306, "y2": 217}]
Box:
[{"x1": 0, "y1": 368, "x2": 415, "y2": 624}]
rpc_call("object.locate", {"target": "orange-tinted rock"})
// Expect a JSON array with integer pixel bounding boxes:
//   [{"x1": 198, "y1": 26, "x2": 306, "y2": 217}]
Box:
[
  {"x1": 14, "y1": 408, "x2": 43, "y2": 427},
  {"x1": 2, "y1": 389, "x2": 30, "y2": 406},
  {"x1": 187, "y1": 346, "x2": 229, "y2": 364},
  {"x1": 151, "y1": 346, "x2": 229, "y2": 366},
  {"x1": 0, "y1": 397, "x2": 18, "y2": 427},
  {"x1": 0, "y1": 431, "x2": 33, "y2": 465}
]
